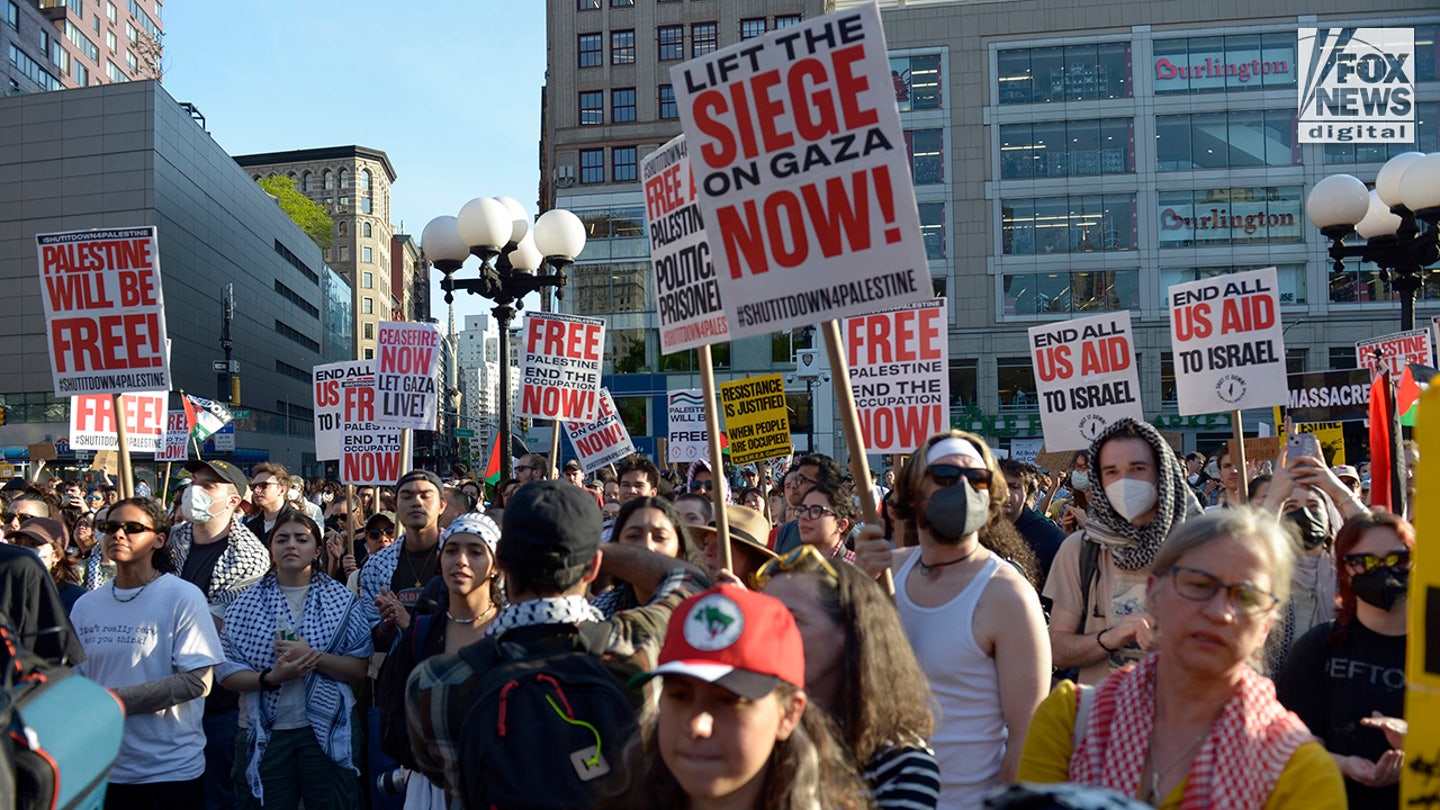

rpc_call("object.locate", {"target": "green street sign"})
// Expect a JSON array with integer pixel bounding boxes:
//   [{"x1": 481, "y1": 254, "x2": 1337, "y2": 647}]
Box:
[
  {"x1": 231, "y1": 410, "x2": 251, "y2": 419},
  {"x1": 454, "y1": 429, "x2": 475, "y2": 438}
]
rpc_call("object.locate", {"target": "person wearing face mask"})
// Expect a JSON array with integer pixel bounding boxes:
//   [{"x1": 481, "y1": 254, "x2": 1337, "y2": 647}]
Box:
[
  {"x1": 855, "y1": 431, "x2": 1049, "y2": 810},
  {"x1": 1040, "y1": 452, "x2": 1091, "y2": 535},
  {"x1": 172, "y1": 458, "x2": 272, "y2": 810},
  {"x1": 1278, "y1": 512, "x2": 1412, "y2": 809},
  {"x1": 1044, "y1": 418, "x2": 1204, "y2": 686}
]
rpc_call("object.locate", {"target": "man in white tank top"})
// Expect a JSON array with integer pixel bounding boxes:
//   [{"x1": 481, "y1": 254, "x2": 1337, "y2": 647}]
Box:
[{"x1": 856, "y1": 432, "x2": 1050, "y2": 810}]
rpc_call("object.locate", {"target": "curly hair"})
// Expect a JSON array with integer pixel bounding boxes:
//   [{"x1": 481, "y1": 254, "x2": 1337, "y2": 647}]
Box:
[
  {"x1": 109, "y1": 496, "x2": 176, "y2": 574},
  {"x1": 1331, "y1": 511, "x2": 1415, "y2": 642}
]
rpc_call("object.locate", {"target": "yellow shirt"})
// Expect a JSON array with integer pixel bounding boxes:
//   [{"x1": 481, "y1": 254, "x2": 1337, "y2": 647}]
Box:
[{"x1": 1017, "y1": 681, "x2": 1345, "y2": 809}]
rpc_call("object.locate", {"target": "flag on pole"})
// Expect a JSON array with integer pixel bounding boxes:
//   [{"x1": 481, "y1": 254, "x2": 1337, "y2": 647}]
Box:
[
  {"x1": 1367, "y1": 371, "x2": 1405, "y2": 516},
  {"x1": 183, "y1": 394, "x2": 233, "y2": 442},
  {"x1": 483, "y1": 433, "x2": 503, "y2": 486},
  {"x1": 1398, "y1": 364, "x2": 1436, "y2": 427}
]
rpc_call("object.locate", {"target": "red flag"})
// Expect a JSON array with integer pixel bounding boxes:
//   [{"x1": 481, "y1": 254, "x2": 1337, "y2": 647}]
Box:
[
  {"x1": 1368, "y1": 373, "x2": 1396, "y2": 512},
  {"x1": 483, "y1": 434, "x2": 503, "y2": 486},
  {"x1": 1398, "y1": 365, "x2": 1421, "y2": 416}
]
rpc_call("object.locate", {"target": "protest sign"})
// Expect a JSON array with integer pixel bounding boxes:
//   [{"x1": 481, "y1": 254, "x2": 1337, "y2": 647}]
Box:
[
  {"x1": 671, "y1": 4, "x2": 929, "y2": 339},
  {"x1": 844, "y1": 299, "x2": 948, "y2": 454},
  {"x1": 1287, "y1": 369, "x2": 1370, "y2": 423},
  {"x1": 516, "y1": 312, "x2": 605, "y2": 423},
  {"x1": 89, "y1": 450, "x2": 118, "y2": 475},
  {"x1": 375, "y1": 321, "x2": 442, "y2": 430},
  {"x1": 1433, "y1": 316, "x2": 1440, "y2": 366},
  {"x1": 643, "y1": 136, "x2": 731, "y2": 353},
  {"x1": 719, "y1": 374, "x2": 791, "y2": 465},
  {"x1": 312, "y1": 360, "x2": 373, "y2": 461},
  {"x1": 565, "y1": 389, "x2": 636, "y2": 474},
  {"x1": 1034, "y1": 449, "x2": 1077, "y2": 475},
  {"x1": 26, "y1": 443, "x2": 57, "y2": 461},
  {"x1": 36, "y1": 227, "x2": 169, "y2": 397},
  {"x1": 1009, "y1": 438, "x2": 1044, "y2": 465},
  {"x1": 1168, "y1": 267, "x2": 1288, "y2": 415},
  {"x1": 667, "y1": 389, "x2": 710, "y2": 463},
  {"x1": 1356, "y1": 328, "x2": 1432, "y2": 378},
  {"x1": 1402, "y1": 385, "x2": 1438, "y2": 810},
  {"x1": 154, "y1": 410, "x2": 190, "y2": 462},
  {"x1": 1227, "y1": 436, "x2": 1282, "y2": 464},
  {"x1": 69, "y1": 392, "x2": 166, "y2": 453},
  {"x1": 1029, "y1": 311, "x2": 1144, "y2": 452},
  {"x1": 332, "y1": 360, "x2": 404, "y2": 485}
]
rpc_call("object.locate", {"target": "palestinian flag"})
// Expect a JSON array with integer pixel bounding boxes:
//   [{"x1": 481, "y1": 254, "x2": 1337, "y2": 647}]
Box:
[
  {"x1": 1398, "y1": 364, "x2": 1436, "y2": 427},
  {"x1": 483, "y1": 433, "x2": 503, "y2": 486},
  {"x1": 183, "y1": 394, "x2": 233, "y2": 442}
]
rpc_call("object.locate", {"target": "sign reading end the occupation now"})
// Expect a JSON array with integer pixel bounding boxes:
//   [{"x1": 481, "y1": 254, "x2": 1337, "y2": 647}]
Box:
[
  {"x1": 516, "y1": 312, "x2": 606, "y2": 423},
  {"x1": 1168, "y1": 267, "x2": 1288, "y2": 415},
  {"x1": 671, "y1": 3, "x2": 929, "y2": 339},
  {"x1": 1029, "y1": 311, "x2": 1144, "y2": 452}
]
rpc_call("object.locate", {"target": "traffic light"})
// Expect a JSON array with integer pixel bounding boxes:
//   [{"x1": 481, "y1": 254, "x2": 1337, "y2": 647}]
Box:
[{"x1": 0, "y1": 406, "x2": 7, "y2": 425}]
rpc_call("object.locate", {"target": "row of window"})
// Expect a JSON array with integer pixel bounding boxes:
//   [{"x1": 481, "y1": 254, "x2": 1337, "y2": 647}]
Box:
[
  {"x1": 9, "y1": 44, "x2": 61, "y2": 90},
  {"x1": 335, "y1": 220, "x2": 376, "y2": 238},
  {"x1": 275, "y1": 320, "x2": 320, "y2": 353},
  {"x1": 577, "y1": 17, "x2": 801, "y2": 68},
  {"x1": 578, "y1": 146, "x2": 639, "y2": 184}
]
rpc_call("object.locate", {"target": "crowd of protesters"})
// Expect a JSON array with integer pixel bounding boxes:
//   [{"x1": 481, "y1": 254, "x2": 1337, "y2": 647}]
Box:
[{"x1": 0, "y1": 420, "x2": 1416, "y2": 809}]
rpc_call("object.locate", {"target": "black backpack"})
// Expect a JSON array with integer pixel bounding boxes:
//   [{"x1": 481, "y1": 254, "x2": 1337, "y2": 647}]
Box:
[{"x1": 456, "y1": 622, "x2": 638, "y2": 810}]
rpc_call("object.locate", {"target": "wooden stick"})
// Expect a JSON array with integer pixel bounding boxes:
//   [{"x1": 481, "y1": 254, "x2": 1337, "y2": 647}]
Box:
[
  {"x1": 820, "y1": 320, "x2": 893, "y2": 595},
  {"x1": 114, "y1": 393, "x2": 134, "y2": 500},
  {"x1": 549, "y1": 420, "x2": 562, "y2": 480},
  {"x1": 346, "y1": 484, "x2": 357, "y2": 566},
  {"x1": 399, "y1": 428, "x2": 413, "y2": 476},
  {"x1": 1230, "y1": 410, "x2": 1248, "y2": 504},
  {"x1": 698, "y1": 344, "x2": 731, "y2": 572}
]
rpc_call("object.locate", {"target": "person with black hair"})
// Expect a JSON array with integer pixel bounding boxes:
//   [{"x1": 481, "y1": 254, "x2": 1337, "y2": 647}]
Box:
[{"x1": 773, "y1": 454, "x2": 844, "y2": 555}]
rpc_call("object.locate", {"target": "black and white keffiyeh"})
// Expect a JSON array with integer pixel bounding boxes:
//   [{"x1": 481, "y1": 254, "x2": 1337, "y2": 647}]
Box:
[
  {"x1": 219, "y1": 572, "x2": 373, "y2": 803},
  {"x1": 1085, "y1": 418, "x2": 1203, "y2": 571},
  {"x1": 485, "y1": 595, "x2": 605, "y2": 638},
  {"x1": 170, "y1": 516, "x2": 271, "y2": 607}
]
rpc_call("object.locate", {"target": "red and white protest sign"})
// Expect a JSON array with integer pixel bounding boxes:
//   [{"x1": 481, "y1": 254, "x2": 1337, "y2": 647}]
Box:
[
  {"x1": 1356, "y1": 328, "x2": 1432, "y2": 378},
  {"x1": 671, "y1": 4, "x2": 929, "y2": 339},
  {"x1": 313, "y1": 360, "x2": 372, "y2": 461},
  {"x1": 642, "y1": 135, "x2": 731, "y2": 353},
  {"x1": 844, "y1": 299, "x2": 949, "y2": 454},
  {"x1": 1029, "y1": 311, "x2": 1144, "y2": 452},
  {"x1": 565, "y1": 389, "x2": 636, "y2": 474},
  {"x1": 375, "y1": 321, "x2": 442, "y2": 430},
  {"x1": 1168, "y1": 267, "x2": 1288, "y2": 415},
  {"x1": 516, "y1": 312, "x2": 605, "y2": 423},
  {"x1": 154, "y1": 409, "x2": 190, "y2": 462},
  {"x1": 326, "y1": 359, "x2": 404, "y2": 485},
  {"x1": 36, "y1": 227, "x2": 170, "y2": 397},
  {"x1": 69, "y1": 392, "x2": 166, "y2": 453}
]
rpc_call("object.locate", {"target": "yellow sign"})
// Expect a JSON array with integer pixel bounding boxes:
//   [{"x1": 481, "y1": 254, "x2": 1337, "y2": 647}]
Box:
[
  {"x1": 1272, "y1": 409, "x2": 1346, "y2": 464},
  {"x1": 0, "y1": 463, "x2": 14, "y2": 479},
  {"x1": 718, "y1": 374, "x2": 792, "y2": 466},
  {"x1": 1402, "y1": 385, "x2": 1437, "y2": 808}
]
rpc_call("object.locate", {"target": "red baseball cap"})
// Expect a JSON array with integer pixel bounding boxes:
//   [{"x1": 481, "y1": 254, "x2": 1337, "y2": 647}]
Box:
[{"x1": 640, "y1": 584, "x2": 805, "y2": 700}]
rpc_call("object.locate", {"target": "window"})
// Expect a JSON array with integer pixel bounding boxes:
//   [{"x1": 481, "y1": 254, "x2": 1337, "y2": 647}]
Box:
[
  {"x1": 125, "y1": 21, "x2": 134, "y2": 42},
  {"x1": 364, "y1": 348, "x2": 374, "y2": 360},
  {"x1": 1002, "y1": 194, "x2": 1137, "y2": 254},
  {"x1": 1155, "y1": 110, "x2": 1297, "y2": 171},
  {"x1": 107, "y1": 31, "x2": 116, "y2": 52},
  {"x1": 576, "y1": 207, "x2": 646, "y2": 240},
  {"x1": 1329, "y1": 255, "x2": 1440, "y2": 305},
  {"x1": 360, "y1": 170, "x2": 373, "y2": 215},
  {"x1": 904, "y1": 129, "x2": 944, "y2": 184},
  {"x1": 918, "y1": 203, "x2": 946, "y2": 259},
  {"x1": 949, "y1": 359, "x2": 977, "y2": 408},
  {"x1": 612, "y1": 88, "x2": 636, "y2": 123},
  {"x1": 997, "y1": 42, "x2": 1131, "y2": 104},
  {"x1": 1162, "y1": 264, "x2": 1306, "y2": 307},
  {"x1": 10, "y1": 45, "x2": 61, "y2": 90},
  {"x1": 6, "y1": 2, "x2": 17, "y2": 30},
  {"x1": 579, "y1": 90, "x2": 603, "y2": 125},
  {"x1": 575, "y1": 261, "x2": 649, "y2": 316},
  {"x1": 73, "y1": 61, "x2": 88, "y2": 85},
  {"x1": 1152, "y1": 33, "x2": 1296, "y2": 95},
  {"x1": 323, "y1": 170, "x2": 334, "y2": 190},
  {"x1": 998, "y1": 358, "x2": 1038, "y2": 411},
  {"x1": 338, "y1": 168, "x2": 349, "y2": 189},
  {"x1": 65, "y1": 22, "x2": 99, "y2": 62},
  {"x1": 611, "y1": 29, "x2": 635, "y2": 64},
  {"x1": 610, "y1": 330, "x2": 650, "y2": 374},
  {"x1": 1323, "y1": 103, "x2": 1438, "y2": 164},
  {"x1": 658, "y1": 85, "x2": 677, "y2": 119},
  {"x1": 362, "y1": 297, "x2": 374, "y2": 315},
  {"x1": 362, "y1": 247, "x2": 373, "y2": 263},
  {"x1": 275, "y1": 320, "x2": 320, "y2": 353},
  {"x1": 580, "y1": 149, "x2": 605, "y2": 184},
  {"x1": 339, "y1": 245, "x2": 350, "y2": 261},
  {"x1": 274, "y1": 280, "x2": 320, "y2": 318},
  {"x1": 1003, "y1": 270, "x2": 1141, "y2": 315},
  {"x1": 338, "y1": 221, "x2": 349, "y2": 237},
  {"x1": 362, "y1": 271, "x2": 374, "y2": 289},
  {"x1": 692, "y1": 22, "x2": 717, "y2": 57},
  {"x1": 125, "y1": 49, "x2": 136, "y2": 72},
  {"x1": 364, "y1": 322, "x2": 375, "y2": 340},
  {"x1": 1156, "y1": 187, "x2": 1303, "y2": 248},
  {"x1": 610, "y1": 0, "x2": 633, "y2": 5},
  {"x1": 658, "y1": 25, "x2": 684, "y2": 61},
  {"x1": 578, "y1": 0, "x2": 599, "y2": 7},
  {"x1": 891, "y1": 53, "x2": 942, "y2": 111},
  {"x1": 578, "y1": 33, "x2": 602, "y2": 67},
  {"x1": 106, "y1": 1, "x2": 116, "y2": 23},
  {"x1": 613, "y1": 146, "x2": 638, "y2": 182},
  {"x1": 362, "y1": 221, "x2": 372, "y2": 238},
  {"x1": 775, "y1": 15, "x2": 802, "y2": 29},
  {"x1": 302, "y1": 171, "x2": 312, "y2": 192},
  {"x1": 1001, "y1": 118, "x2": 1134, "y2": 179},
  {"x1": 741, "y1": 18, "x2": 766, "y2": 40}
]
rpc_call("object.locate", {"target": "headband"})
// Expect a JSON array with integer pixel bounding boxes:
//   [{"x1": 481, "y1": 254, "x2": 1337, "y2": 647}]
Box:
[
  {"x1": 440, "y1": 512, "x2": 501, "y2": 554},
  {"x1": 925, "y1": 437, "x2": 985, "y2": 466}
]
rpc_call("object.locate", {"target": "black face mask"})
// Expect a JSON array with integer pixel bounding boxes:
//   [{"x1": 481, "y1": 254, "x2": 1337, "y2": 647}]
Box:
[
  {"x1": 1350, "y1": 566, "x2": 1409, "y2": 611},
  {"x1": 923, "y1": 479, "x2": 990, "y2": 543},
  {"x1": 1284, "y1": 507, "x2": 1329, "y2": 551}
]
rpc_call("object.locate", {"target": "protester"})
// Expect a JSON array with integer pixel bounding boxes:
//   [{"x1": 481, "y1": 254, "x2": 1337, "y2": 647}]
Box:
[
  {"x1": 72, "y1": 497, "x2": 225, "y2": 808},
  {"x1": 438, "y1": 484, "x2": 475, "y2": 530},
  {"x1": 288, "y1": 478, "x2": 325, "y2": 524},
  {"x1": 691, "y1": 503, "x2": 779, "y2": 586},
  {"x1": 685, "y1": 459, "x2": 725, "y2": 501},
  {"x1": 1257, "y1": 463, "x2": 1344, "y2": 676},
  {"x1": 2, "y1": 488, "x2": 54, "y2": 542},
  {"x1": 773, "y1": 454, "x2": 844, "y2": 554},
  {"x1": 245, "y1": 462, "x2": 299, "y2": 539},
  {"x1": 672, "y1": 492, "x2": 712, "y2": 527},
  {"x1": 768, "y1": 485, "x2": 787, "y2": 526},
  {"x1": 595, "y1": 496, "x2": 703, "y2": 617},
  {"x1": 8, "y1": 516, "x2": 84, "y2": 612},
  {"x1": 1040, "y1": 451, "x2": 1089, "y2": 530},
  {"x1": 1020, "y1": 508, "x2": 1343, "y2": 806},
  {"x1": 999, "y1": 459, "x2": 1066, "y2": 590},
  {"x1": 601, "y1": 584, "x2": 872, "y2": 810},
  {"x1": 615, "y1": 454, "x2": 661, "y2": 506},
  {"x1": 735, "y1": 485, "x2": 770, "y2": 524},
  {"x1": 1203, "y1": 445, "x2": 1246, "y2": 511},
  {"x1": 0, "y1": 525, "x2": 84, "y2": 665},
  {"x1": 796, "y1": 481, "x2": 857, "y2": 564},
  {"x1": 219, "y1": 513, "x2": 372, "y2": 809},
  {"x1": 1278, "y1": 512, "x2": 1411, "y2": 809},
  {"x1": 759, "y1": 549, "x2": 941, "y2": 809},
  {"x1": 856, "y1": 431, "x2": 1049, "y2": 809},
  {"x1": 1045, "y1": 418, "x2": 1203, "y2": 685},
  {"x1": 361, "y1": 470, "x2": 448, "y2": 646},
  {"x1": 514, "y1": 453, "x2": 549, "y2": 483}
]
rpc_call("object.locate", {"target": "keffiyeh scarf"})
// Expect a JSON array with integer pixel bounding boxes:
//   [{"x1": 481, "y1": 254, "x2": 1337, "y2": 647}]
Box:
[
  {"x1": 219, "y1": 572, "x2": 373, "y2": 803},
  {"x1": 486, "y1": 595, "x2": 605, "y2": 638},
  {"x1": 169, "y1": 517, "x2": 271, "y2": 607},
  {"x1": 1085, "y1": 419, "x2": 1203, "y2": 571}
]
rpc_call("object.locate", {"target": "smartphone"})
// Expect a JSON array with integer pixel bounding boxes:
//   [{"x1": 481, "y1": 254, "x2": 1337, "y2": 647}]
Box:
[{"x1": 1287, "y1": 433, "x2": 1322, "y2": 462}]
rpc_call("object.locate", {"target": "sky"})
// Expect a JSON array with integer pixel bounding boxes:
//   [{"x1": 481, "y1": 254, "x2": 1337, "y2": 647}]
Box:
[{"x1": 161, "y1": 0, "x2": 549, "y2": 328}]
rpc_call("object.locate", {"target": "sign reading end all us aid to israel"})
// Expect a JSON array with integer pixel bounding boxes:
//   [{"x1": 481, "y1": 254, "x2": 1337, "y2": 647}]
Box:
[
  {"x1": 1168, "y1": 267, "x2": 1288, "y2": 416},
  {"x1": 671, "y1": 4, "x2": 930, "y2": 339},
  {"x1": 1029, "y1": 311, "x2": 1144, "y2": 453}
]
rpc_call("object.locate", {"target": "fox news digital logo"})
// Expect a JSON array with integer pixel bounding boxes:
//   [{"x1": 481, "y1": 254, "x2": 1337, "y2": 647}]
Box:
[{"x1": 1298, "y1": 28, "x2": 1414, "y2": 144}]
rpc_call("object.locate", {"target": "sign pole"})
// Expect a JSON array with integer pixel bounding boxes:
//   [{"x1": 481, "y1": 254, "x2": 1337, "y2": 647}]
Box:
[
  {"x1": 346, "y1": 484, "x2": 357, "y2": 565},
  {"x1": 1230, "y1": 410, "x2": 1248, "y2": 504},
  {"x1": 163, "y1": 461, "x2": 172, "y2": 493},
  {"x1": 399, "y1": 428, "x2": 413, "y2": 476},
  {"x1": 549, "y1": 421, "x2": 562, "y2": 480},
  {"x1": 113, "y1": 393, "x2": 134, "y2": 500},
  {"x1": 821, "y1": 320, "x2": 893, "y2": 595},
  {"x1": 698, "y1": 344, "x2": 732, "y2": 572}
]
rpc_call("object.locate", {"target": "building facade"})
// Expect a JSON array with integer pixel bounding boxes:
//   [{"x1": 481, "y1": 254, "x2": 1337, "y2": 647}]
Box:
[
  {"x1": 456, "y1": 312, "x2": 503, "y2": 468},
  {"x1": 235, "y1": 146, "x2": 398, "y2": 361},
  {"x1": 4, "y1": 0, "x2": 162, "y2": 94}
]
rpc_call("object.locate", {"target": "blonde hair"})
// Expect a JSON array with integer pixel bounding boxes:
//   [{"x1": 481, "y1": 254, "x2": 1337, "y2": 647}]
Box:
[{"x1": 1150, "y1": 507, "x2": 1296, "y2": 609}]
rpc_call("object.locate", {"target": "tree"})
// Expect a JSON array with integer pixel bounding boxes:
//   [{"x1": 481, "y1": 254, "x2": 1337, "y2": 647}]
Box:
[{"x1": 256, "y1": 174, "x2": 334, "y2": 250}]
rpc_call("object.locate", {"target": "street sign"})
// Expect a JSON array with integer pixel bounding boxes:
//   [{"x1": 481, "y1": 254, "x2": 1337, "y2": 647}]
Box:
[
  {"x1": 455, "y1": 428, "x2": 475, "y2": 438},
  {"x1": 231, "y1": 409, "x2": 251, "y2": 419}
]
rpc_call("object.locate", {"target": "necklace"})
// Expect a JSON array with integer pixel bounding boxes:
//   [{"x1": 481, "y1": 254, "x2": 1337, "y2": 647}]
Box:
[
  {"x1": 916, "y1": 544, "x2": 977, "y2": 576},
  {"x1": 1146, "y1": 724, "x2": 1212, "y2": 802},
  {"x1": 112, "y1": 571, "x2": 161, "y2": 603},
  {"x1": 403, "y1": 543, "x2": 439, "y2": 588},
  {"x1": 447, "y1": 604, "x2": 496, "y2": 625}
]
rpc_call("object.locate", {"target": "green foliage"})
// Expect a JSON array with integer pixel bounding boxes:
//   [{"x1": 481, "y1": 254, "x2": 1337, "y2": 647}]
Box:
[{"x1": 256, "y1": 174, "x2": 334, "y2": 250}]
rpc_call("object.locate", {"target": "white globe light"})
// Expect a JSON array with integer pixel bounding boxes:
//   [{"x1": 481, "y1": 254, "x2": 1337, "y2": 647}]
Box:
[
  {"x1": 509, "y1": 230, "x2": 542, "y2": 273},
  {"x1": 1398, "y1": 152, "x2": 1440, "y2": 213},
  {"x1": 420, "y1": 216, "x2": 470, "y2": 263},
  {"x1": 1355, "y1": 190, "x2": 1402, "y2": 240},
  {"x1": 1305, "y1": 174, "x2": 1370, "y2": 229},
  {"x1": 533, "y1": 209, "x2": 587, "y2": 259},
  {"x1": 456, "y1": 197, "x2": 512, "y2": 250},
  {"x1": 1375, "y1": 152, "x2": 1425, "y2": 208},
  {"x1": 496, "y1": 196, "x2": 530, "y2": 245}
]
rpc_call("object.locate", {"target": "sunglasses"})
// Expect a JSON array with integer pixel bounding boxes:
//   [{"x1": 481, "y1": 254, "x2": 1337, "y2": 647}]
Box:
[
  {"x1": 1343, "y1": 550, "x2": 1411, "y2": 573},
  {"x1": 1, "y1": 512, "x2": 39, "y2": 525},
  {"x1": 86, "y1": 494, "x2": 103, "y2": 502},
  {"x1": 1168, "y1": 565, "x2": 1278, "y2": 617},
  {"x1": 927, "y1": 464, "x2": 993, "y2": 490},
  {"x1": 366, "y1": 526, "x2": 395, "y2": 538},
  {"x1": 250, "y1": 481, "x2": 281, "y2": 491},
  {"x1": 754, "y1": 545, "x2": 839, "y2": 590},
  {"x1": 689, "y1": 480, "x2": 714, "y2": 493},
  {"x1": 793, "y1": 504, "x2": 838, "y2": 520},
  {"x1": 96, "y1": 521, "x2": 156, "y2": 536}
]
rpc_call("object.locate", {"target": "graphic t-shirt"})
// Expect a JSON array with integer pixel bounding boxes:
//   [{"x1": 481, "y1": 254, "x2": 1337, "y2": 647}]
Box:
[
  {"x1": 1042, "y1": 531, "x2": 1150, "y2": 685},
  {"x1": 390, "y1": 545, "x2": 441, "y2": 610}
]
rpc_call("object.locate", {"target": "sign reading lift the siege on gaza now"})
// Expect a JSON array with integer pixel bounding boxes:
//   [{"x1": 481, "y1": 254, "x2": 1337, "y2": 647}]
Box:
[
  {"x1": 36, "y1": 227, "x2": 170, "y2": 397},
  {"x1": 1168, "y1": 267, "x2": 1289, "y2": 415},
  {"x1": 671, "y1": 4, "x2": 930, "y2": 339},
  {"x1": 516, "y1": 312, "x2": 606, "y2": 423},
  {"x1": 844, "y1": 300, "x2": 950, "y2": 455}
]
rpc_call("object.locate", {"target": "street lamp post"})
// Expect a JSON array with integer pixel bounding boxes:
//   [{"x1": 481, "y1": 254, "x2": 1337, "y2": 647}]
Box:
[
  {"x1": 1306, "y1": 151, "x2": 1440, "y2": 331},
  {"x1": 423, "y1": 198, "x2": 586, "y2": 485}
]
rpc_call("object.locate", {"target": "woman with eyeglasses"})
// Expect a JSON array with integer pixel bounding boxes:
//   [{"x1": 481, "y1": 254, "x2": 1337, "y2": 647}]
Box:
[
  {"x1": 71, "y1": 497, "x2": 225, "y2": 808},
  {"x1": 758, "y1": 546, "x2": 941, "y2": 808},
  {"x1": 797, "y1": 482, "x2": 858, "y2": 564},
  {"x1": 1277, "y1": 512, "x2": 1412, "y2": 810},
  {"x1": 1019, "y1": 508, "x2": 1344, "y2": 808}
]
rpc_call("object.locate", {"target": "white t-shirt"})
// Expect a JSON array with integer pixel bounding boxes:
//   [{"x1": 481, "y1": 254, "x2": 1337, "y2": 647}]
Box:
[
  {"x1": 72, "y1": 574, "x2": 224, "y2": 784},
  {"x1": 273, "y1": 584, "x2": 310, "y2": 730}
]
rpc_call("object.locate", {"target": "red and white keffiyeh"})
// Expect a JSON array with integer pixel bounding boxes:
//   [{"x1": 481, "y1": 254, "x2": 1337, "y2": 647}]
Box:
[{"x1": 1069, "y1": 656, "x2": 1314, "y2": 808}]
